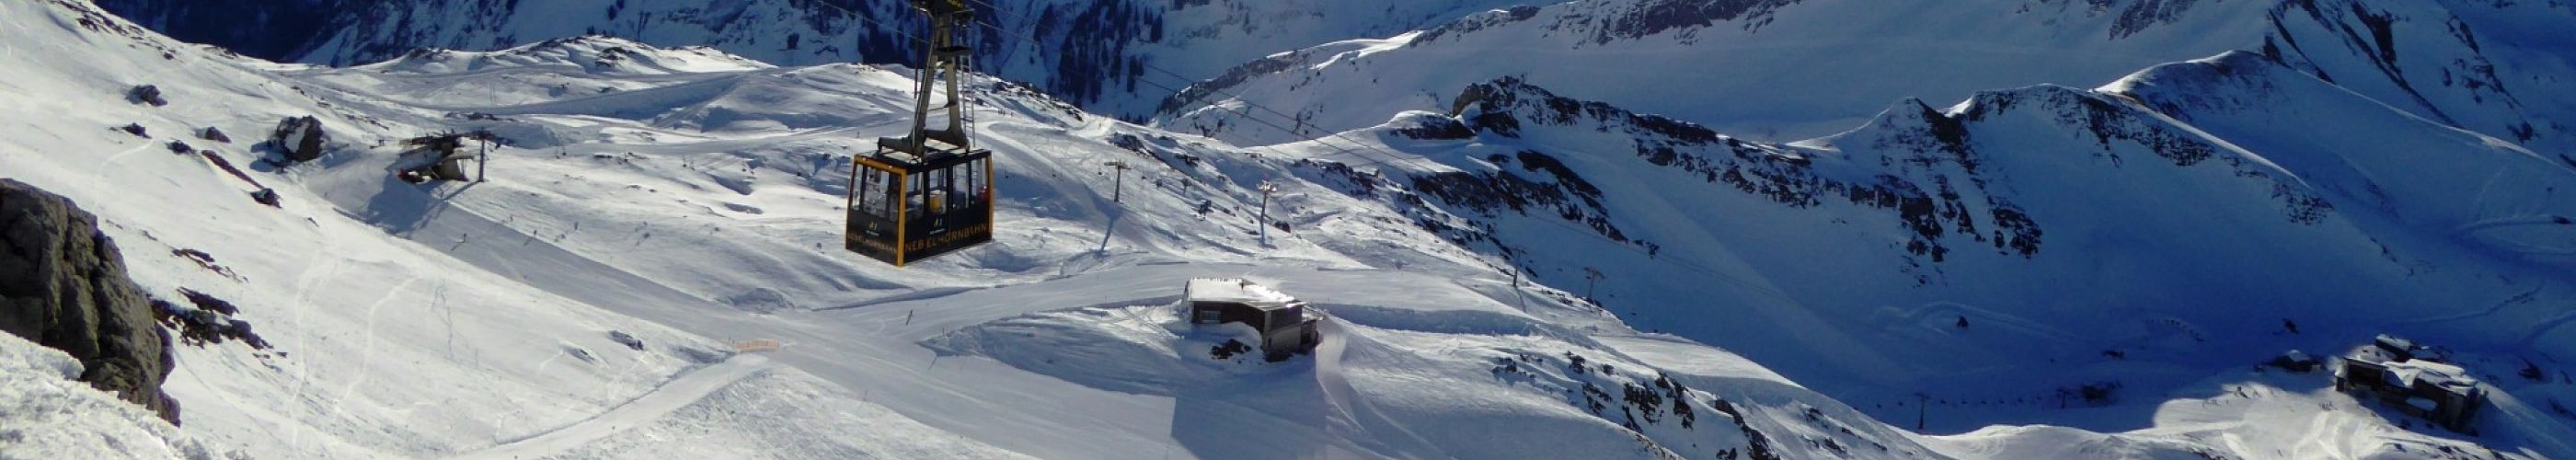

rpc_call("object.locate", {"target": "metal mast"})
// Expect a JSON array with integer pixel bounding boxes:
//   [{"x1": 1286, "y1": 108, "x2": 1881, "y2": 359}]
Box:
[{"x1": 893, "y1": 0, "x2": 976, "y2": 156}]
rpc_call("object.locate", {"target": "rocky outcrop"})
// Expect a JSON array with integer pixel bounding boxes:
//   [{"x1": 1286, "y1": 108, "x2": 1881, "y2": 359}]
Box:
[
  {"x1": 197, "y1": 126, "x2": 229, "y2": 144},
  {"x1": 126, "y1": 84, "x2": 167, "y2": 107},
  {"x1": 270, "y1": 115, "x2": 327, "y2": 163},
  {"x1": 0, "y1": 178, "x2": 178, "y2": 424}
]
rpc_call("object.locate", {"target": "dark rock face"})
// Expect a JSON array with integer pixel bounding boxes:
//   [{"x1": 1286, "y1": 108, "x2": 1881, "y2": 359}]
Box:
[
  {"x1": 127, "y1": 85, "x2": 167, "y2": 107},
  {"x1": 1589, "y1": 0, "x2": 1802, "y2": 45},
  {"x1": 95, "y1": 0, "x2": 338, "y2": 63},
  {"x1": 0, "y1": 179, "x2": 179, "y2": 424},
  {"x1": 270, "y1": 115, "x2": 328, "y2": 163},
  {"x1": 1160, "y1": 50, "x2": 1303, "y2": 117},
  {"x1": 1389, "y1": 113, "x2": 1476, "y2": 140},
  {"x1": 159, "y1": 288, "x2": 272, "y2": 351},
  {"x1": 98, "y1": 0, "x2": 1195, "y2": 118},
  {"x1": 198, "y1": 126, "x2": 230, "y2": 144}
]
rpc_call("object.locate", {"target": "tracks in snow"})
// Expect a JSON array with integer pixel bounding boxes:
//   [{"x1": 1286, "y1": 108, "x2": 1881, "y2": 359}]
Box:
[{"x1": 447, "y1": 353, "x2": 776, "y2": 460}]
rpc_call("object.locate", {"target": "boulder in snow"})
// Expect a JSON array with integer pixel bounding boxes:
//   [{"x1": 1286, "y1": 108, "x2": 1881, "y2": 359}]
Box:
[
  {"x1": 607, "y1": 330, "x2": 644, "y2": 351},
  {"x1": 156, "y1": 289, "x2": 270, "y2": 351},
  {"x1": 126, "y1": 85, "x2": 166, "y2": 107},
  {"x1": 248, "y1": 189, "x2": 279, "y2": 207},
  {"x1": 0, "y1": 179, "x2": 180, "y2": 423},
  {"x1": 269, "y1": 116, "x2": 328, "y2": 163}
]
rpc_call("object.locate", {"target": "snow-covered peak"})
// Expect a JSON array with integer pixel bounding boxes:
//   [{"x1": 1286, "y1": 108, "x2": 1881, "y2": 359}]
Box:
[
  {"x1": 101, "y1": 0, "x2": 1540, "y2": 120},
  {"x1": 1262, "y1": 45, "x2": 2576, "y2": 455},
  {"x1": 352, "y1": 36, "x2": 772, "y2": 76},
  {"x1": 1159, "y1": 0, "x2": 2283, "y2": 146}
]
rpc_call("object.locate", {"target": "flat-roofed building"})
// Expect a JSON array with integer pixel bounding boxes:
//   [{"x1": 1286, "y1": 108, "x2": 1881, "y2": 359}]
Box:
[{"x1": 1185, "y1": 279, "x2": 1320, "y2": 362}]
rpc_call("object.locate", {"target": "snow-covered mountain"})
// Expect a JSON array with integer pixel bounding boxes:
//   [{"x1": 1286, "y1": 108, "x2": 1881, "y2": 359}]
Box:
[
  {"x1": 1156, "y1": 0, "x2": 2276, "y2": 144},
  {"x1": 90, "y1": 0, "x2": 338, "y2": 60},
  {"x1": 0, "y1": 1, "x2": 1954, "y2": 458},
  {"x1": 95, "y1": 0, "x2": 1531, "y2": 121},
  {"x1": 1149, "y1": 0, "x2": 2576, "y2": 425},
  {"x1": 14, "y1": 0, "x2": 2576, "y2": 458},
  {"x1": 1327, "y1": 52, "x2": 2576, "y2": 435},
  {"x1": 1161, "y1": 0, "x2": 2576, "y2": 159}
]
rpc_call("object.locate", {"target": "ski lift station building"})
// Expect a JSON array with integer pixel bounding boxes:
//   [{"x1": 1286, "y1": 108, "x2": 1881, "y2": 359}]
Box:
[
  {"x1": 1185, "y1": 279, "x2": 1320, "y2": 362},
  {"x1": 2334, "y1": 335, "x2": 2485, "y2": 431}
]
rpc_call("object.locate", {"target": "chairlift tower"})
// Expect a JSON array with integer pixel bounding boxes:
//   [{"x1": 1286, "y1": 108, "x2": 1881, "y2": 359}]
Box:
[
  {"x1": 1106, "y1": 161, "x2": 1130, "y2": 202},
  {"x1": 845, "y1": 0, "x2": 995, "y2": 267},
  {"x1": 1257, "y1": 182, "x2": 1280, "y2": 246}
]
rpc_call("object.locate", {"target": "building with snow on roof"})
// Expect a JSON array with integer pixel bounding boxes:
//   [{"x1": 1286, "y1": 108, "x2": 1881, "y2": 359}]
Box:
[
  {"x1": 2334, "y1": 334, "x2": 2485, "y2": 431},
  {"x1": 1184, "y1": 279, "x2": 1320, "y2": 362}
]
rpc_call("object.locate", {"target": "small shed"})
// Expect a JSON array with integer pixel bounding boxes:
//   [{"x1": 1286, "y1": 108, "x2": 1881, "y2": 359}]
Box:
[
  {"x1": 1185, "y1": 279, "x2": 1320, "y2": 362},
  {"x1": 2334, "y1": 335, "x2": 2484, "y2": 431}
]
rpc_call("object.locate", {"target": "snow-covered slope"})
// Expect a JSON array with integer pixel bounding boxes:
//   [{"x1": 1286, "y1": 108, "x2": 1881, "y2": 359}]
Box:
[
  {"x1": 98, "y1": 0, "x2": 1533, "y2": 121},
  {"x1": 1142, "y1": 4, "x2": 2576, "y2": 451},
  {"x1": 16, "y1": 0, "x2": 2576, "y2": 458},
  {"x1": 1163, "y1": 0, "x2": 2576, "y2": 159},
  {"x1": 2255, "y1": 0, "x2": 2576, "y2": 159},
  {"x1": 0, "y1": 1, "x2": 1962, "y2": 458},
  {"x1": 352, "y1": 36, "x2": 772, "y2": 76},
  {"x1": 96, "y1": 0, "x2": 2576, "y2": 155},
  {"x1": 0, "y1": 3, "x2": 1017, "y2": 457},
  {"x1": 1159, "y1": 0, "x2": 2283, "y2": 144},
  {"x1": 1240, "y1": 50, "x2": 2576, "y2": 456},
  {"x1": 0, "y1": 333, "x2": 228, "y2": 460}
]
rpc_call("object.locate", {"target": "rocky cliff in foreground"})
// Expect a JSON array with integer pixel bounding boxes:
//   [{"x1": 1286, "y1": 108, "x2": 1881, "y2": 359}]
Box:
[{"x1": 0, "y1": 178, "x2": 177, "y2": 423}]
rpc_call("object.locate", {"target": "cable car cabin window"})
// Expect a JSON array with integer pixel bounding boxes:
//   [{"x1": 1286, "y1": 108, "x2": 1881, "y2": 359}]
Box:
[
  {"x1": 908, "y1": 167, "x2": 948, "y2": 218},
  {"x1": 958, "y1": 157, "x2": 973, "y2": 208},
  {"x1": 845, "y1": 159, "x2": 904, "y2": 256},
  {"x1": 903, "y1": 160, "x2": 986, "y2": 218},
  {"x1": 851, "y1": 163, "x2": 898, "y2": 222}
]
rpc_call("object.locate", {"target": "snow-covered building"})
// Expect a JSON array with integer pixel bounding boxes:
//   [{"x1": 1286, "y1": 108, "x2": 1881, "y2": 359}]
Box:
[
  {"x1": 1183, "y1": 279, "x2": 1319, "y2": 362},
  {"x1": 2335, "y1": 335, "x2": 2485, "y2": 431},
  {"x1": 393, "y1": 132, "x2": 483, "y2": 183}
]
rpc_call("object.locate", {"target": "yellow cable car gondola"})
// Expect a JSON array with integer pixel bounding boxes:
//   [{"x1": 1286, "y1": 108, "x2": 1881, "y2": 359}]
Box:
[{"x1": 845, "y1": 0, "x2": 994, "y2": 267}]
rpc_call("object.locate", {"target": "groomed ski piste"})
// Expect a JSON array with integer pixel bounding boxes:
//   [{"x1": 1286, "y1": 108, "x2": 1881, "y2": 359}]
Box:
[{"x1": 5, "y1": 1, "x2": 2575, "y2": 459}]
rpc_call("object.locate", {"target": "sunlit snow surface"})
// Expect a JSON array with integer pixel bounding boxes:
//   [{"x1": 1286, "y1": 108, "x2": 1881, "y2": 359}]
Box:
[{"x1": 4, "y1": 0, "x2": 2574, "y2": 458}]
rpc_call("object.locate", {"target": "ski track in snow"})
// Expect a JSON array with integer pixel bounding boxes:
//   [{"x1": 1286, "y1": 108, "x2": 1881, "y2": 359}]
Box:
[
  {"x1": 813, "y1": 285, "x2": 975, "y2": 311},
  {"x1": 1310, "y1": 319, "x2": 1448, "y2": 458},
  {"x1": 93, "y1": 141, "x2": 165, "y2": 177},
  {"x1": 328, "y1": 274, "x2": 426, "y2": 430},
  {"x1": 447, "y1": 353, "x2": 776, "y2": 460}
]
